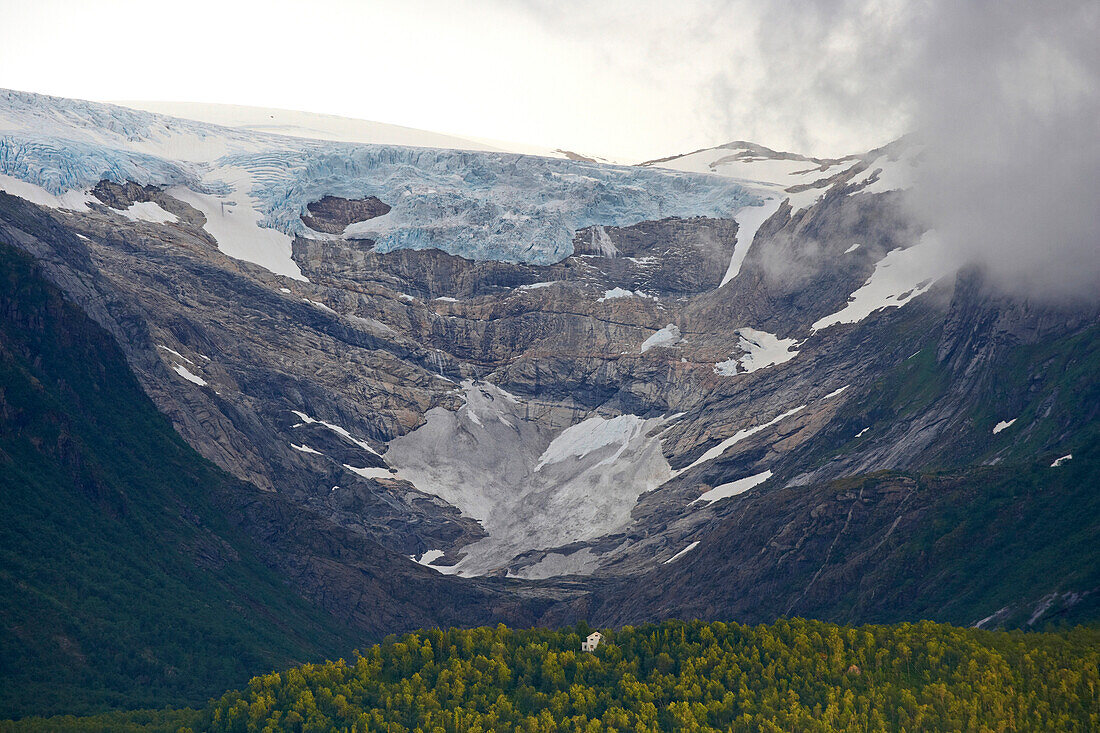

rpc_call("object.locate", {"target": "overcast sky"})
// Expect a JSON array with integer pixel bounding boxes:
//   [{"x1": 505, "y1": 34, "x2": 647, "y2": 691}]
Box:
[{"x1": 1, "y1": 0, "x2": 923, "y2": 160}]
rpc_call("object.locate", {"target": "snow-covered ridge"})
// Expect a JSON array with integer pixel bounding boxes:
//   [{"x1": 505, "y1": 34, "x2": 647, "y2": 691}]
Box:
[
  {"x1": 112, "y1": 100, "x2": 527, "y2": 154},
  {"x1": 644, "y1": 142, "x2": 856, "y2": 213},
  {"x1": 0, "y1": 89, "x2": 761, "y2": 269}
]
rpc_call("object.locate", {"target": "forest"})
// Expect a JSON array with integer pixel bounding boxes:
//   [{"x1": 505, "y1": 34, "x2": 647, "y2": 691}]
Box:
[{"x1": 11, "y1": 618, "x2": 1094, "y2": 732}]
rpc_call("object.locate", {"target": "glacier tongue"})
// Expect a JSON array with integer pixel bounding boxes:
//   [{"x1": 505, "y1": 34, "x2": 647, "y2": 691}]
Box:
[{"x1": 225, "y1": 144, "x2": 760, "y2": 265}]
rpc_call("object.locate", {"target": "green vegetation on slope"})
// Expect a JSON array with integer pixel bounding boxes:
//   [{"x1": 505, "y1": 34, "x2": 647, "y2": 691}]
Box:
[
  {"x1": 0, "y1": 708, "x2": 201, "y2": 733},
  {"x1": 180, "y1": 620, "x2": 1100, "y2": 732},
  {"x1": 0, "y1": 243, "x2": 360, "y2": 718},
  {"x1": 774, "y1": 450, "x2": 1100, "y2": 629}
]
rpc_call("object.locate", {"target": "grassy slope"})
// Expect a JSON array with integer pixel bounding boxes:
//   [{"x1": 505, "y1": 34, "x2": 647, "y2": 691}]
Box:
[{"x1": 0, "y1": 243, "x2": 361, "y2": 718}]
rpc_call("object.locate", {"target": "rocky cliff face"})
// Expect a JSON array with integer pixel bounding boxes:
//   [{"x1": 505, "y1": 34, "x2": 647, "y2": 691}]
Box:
[
  {"x1": 301, "y1": 194, "x2": 391, "y2": 234},
  {"x1": 1, "y1": 94, "x2": 1096, "y2": 632}
]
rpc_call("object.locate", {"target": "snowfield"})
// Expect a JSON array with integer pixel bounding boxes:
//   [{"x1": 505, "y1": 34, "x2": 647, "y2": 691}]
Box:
[
  {"x1": 381, "y1": 382, "x2": 673, "y2": 576},
  {"x1": 812, "y1": 232, "x2": 951, "y2": 331}
]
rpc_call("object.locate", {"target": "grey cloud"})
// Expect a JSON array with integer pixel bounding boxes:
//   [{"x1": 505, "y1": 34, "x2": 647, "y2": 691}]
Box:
[
  {"x1": 904, "y1": 0, "x2": 1100, "y2": 302},
  {"x1": 503, "y1": 1, "x2": 1100, "y2": 301}
]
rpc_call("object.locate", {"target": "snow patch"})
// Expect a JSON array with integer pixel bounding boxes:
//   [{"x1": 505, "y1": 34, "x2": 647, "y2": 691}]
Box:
[
  {"x1": 843, "y1": 243, "x2": 862, "y2": 254},
  {"x1": 535, "y1": 415, "x2": 649, "y2": 472},
  {"x1": 993, "y1": 418, "x2": 1017, "y2": 434},
  {"x1": 1051, "y1": 454, "x2": 1073, "y2": 467},
  {"x1": 517, "y1": 281, "x2": 555, "y2": 291},
  {"x1": 694, "y1": 470, "x2": 773, "y2": 504},
  {"x1": 344, "y1": 464, "x2": 396, "y2": 480},
  {"x1": 0, "y1": 173, "x2": 92, "y2": 211},
  {"x1": 116, "y1": 200, "x2": 178, "y2": 224},
  {"x1": 640, "y1": 324, "x2": 681, "y2": 352},
  {"x1": 721, "y1": 196, "x2": 784, "y2": 285},
  {"x1": 676, "y1": 405, "x2": 806, "y2": 476},
  {"x1": 168, "y1": 183, "x2": 306, "y2": 281},
  {"x1": 664, "y1": 541, "x2": 700, "y2": 564},
  {"x1": 812, "y1": 232, "x2": 951, "y2": 331},
  {"x1": 290, "y1": 443, "x2": 322, "y2": 455},
  {"x1": 157, "y1": 345, "x2": 194, "y2": 365},
  {"x1": 290, "y1": 410, "x2": 380, "y2": 455},
  {"x1": 172, "y1": 364, "x2": 207, "y2": 386},
  {"x1": 598, "y1": 287, "x2": 633, "y2": 301},
  {"x1": 714, "y1": 328, "x2": 799, "y2": 375},
  {"x1": 412, "y1": 549, "x2": 446, "y2": 566},
  {"x1": 303, "y1": 298, "x2": 338, "y2": 314}
]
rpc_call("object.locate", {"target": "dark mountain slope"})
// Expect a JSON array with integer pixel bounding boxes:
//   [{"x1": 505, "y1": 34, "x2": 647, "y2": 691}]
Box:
[
  {"x1": 575, "y1": 431, "x2": 1099, "y2": 632},
  {"x1": 0, "y1": 242, "x2": 551, "y2": 719},
  {"x1": 0, "y1": 242, "x2": 361, "y2": 716}
]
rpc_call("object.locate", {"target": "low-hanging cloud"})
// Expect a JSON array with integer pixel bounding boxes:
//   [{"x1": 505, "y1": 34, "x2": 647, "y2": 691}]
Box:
[
  {"x1": 736, "y1": 0, "x2": 1100, "y2": 302},
  {"x1": 904, "y1": 0, "x2": 1100, "y2": 302},
  {"x1": 516, "y1": 0, "x2": 1100, "y2": 302}
]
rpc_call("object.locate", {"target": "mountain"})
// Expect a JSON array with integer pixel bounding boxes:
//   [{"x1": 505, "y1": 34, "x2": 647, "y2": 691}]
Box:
[
  {"x1": 0, "y1": 240, "x2": 359, "y2": 716},
  {"x1": 0, "y1": 233, "x2": 566, "y2": 719},
  {"x1": 1, "y1": 89, "x2": 1097, "y2": 715}
]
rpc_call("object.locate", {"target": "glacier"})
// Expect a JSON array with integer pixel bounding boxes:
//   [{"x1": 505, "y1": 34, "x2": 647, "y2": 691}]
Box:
[
  {"x1": 0, "y1": 134, "x2": 207, "y2": 196},
  {"x1": 1, "y1": 90, "x2": 762, "y2": 267}
]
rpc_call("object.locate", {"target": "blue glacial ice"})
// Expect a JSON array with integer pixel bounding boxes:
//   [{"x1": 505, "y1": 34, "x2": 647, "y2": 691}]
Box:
[
  {"x1": 0, "y1": 134, "x2": 203, "y2": 195},
  {"x1": 1, "y1": 90, "x2": 763, "y2": 265},
  {"x1": 225, "y1": 144, "x2": 763, "y2": 264}
]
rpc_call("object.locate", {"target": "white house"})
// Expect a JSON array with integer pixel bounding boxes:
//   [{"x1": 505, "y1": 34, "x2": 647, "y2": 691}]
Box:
[{"x1": 581, "y1": 631, "x2": 602, "y2": 652}]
